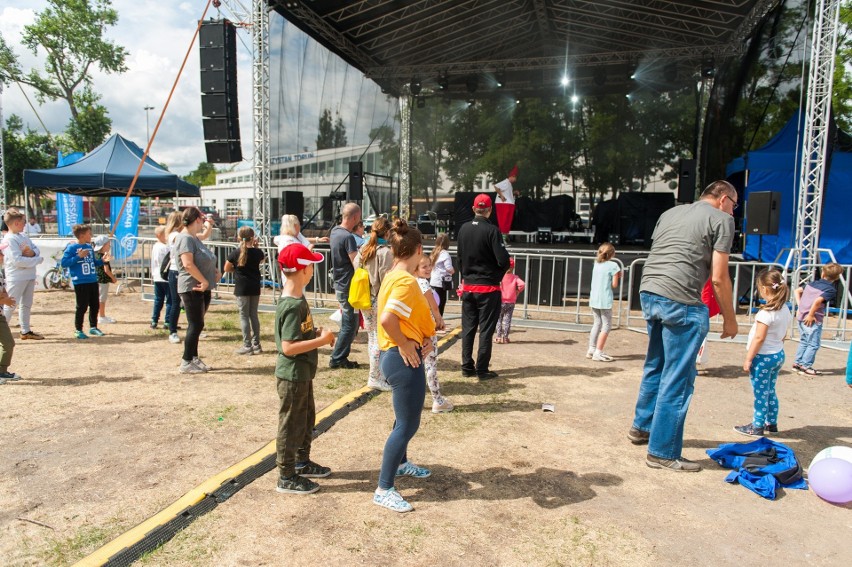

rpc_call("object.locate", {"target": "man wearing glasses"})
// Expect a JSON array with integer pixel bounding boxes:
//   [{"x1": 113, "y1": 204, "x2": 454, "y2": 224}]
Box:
[{"x1": 628, "y1": 180, "x2": 738, "y2": 472}]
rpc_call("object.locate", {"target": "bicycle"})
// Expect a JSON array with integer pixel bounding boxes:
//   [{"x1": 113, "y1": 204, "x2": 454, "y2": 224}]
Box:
[{"x1": 42, "y1": 251, "x2": 72, "y2": 290}]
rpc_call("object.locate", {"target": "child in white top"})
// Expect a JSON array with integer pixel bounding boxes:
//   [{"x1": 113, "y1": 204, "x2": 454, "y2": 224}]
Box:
[
  {"x1": 150, "y1": 226, "x2": 171, "y2": 328},
  {"x1": 416, "y1": 256, "x2": 453, "y2": 413},
  {"x1": 588, "y1": 243, "x2": 621, "y2": 362},
  {"x1": 735, "y1": 269, "x2": 792, "y2": 437}
]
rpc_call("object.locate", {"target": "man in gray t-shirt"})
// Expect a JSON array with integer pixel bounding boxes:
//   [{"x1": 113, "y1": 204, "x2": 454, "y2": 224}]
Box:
[
  {"x1": 328, "y1": 202, "x2": 362, "y2": 369},
  {"x1": 629, "y1": 180, "x2": 739, "y2": 473}
]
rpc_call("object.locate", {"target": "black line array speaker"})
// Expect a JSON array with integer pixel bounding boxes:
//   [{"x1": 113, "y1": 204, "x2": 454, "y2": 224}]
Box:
[
  {"x1": 746, "y1": 191, "x2": 781, "y2": 235},
  {"x1": 348, "y1": 161, "x2": 363, "y2": 201},
  {"x1": 677, "y1": 158, "x2": 696, "y2": 203},
  {"x1": 282, "y1": 191, "x2": 305, "y2": 222},
  {"x1": 199, "y1": 19, "x2": 242, "y2": 163}
]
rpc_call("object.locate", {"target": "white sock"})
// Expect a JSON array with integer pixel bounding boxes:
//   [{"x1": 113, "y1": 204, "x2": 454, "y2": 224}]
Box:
[{"x1": 375, "y1": 487, "x2": 388, "y2": 495}]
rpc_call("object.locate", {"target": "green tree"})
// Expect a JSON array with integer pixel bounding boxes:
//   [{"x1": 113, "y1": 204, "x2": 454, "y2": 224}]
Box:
[
  {"x1": 183, "y1": 162, "x2": 218, "y2": 188},
  {"x1": 64, "y1": 85, "x2": 111, "y2": 152},
  {"x1": 316, "y1": 108, "x2": 348, "y2": 149},
  {"x1": 0, "y1": 0, "x2": 127, "y2": 120},
  {"x1": 2, "y1": 114, "x2": 55, "y2": 207}
]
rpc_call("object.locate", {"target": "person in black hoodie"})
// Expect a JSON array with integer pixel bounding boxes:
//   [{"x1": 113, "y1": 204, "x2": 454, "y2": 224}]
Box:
[{"x1": 456, "y1": 194, "x2": 511, "y2": 379}]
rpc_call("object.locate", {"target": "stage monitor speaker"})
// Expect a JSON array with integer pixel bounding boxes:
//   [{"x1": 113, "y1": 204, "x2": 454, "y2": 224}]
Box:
[
  {"x1": 348, "y1": 161, "x2": 363, "y2": 200},
  {"x1": 678, "y1": 158, "x2": 696, "y2": 203},
  {"x1": 282, "y1": 191, "x2": 304, "y2": 222},
  {"x1": 205, "y1": 141, "x2": 242, "y2": 164},
  {"x1": 745, "y1": 191, "x2": 780, "y2": 235}
]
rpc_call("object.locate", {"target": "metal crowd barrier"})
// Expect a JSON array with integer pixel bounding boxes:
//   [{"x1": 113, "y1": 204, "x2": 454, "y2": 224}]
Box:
[
  {"x1": 120, "y1": 237, "x2": 851, "y2": 347},
  {"x1": 624, "y1": 258, "x2": 852, "y2": 346}
]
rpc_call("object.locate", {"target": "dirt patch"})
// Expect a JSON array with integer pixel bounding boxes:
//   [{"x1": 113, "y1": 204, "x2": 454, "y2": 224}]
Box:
[{"x1": 1, "y1": 291, "x2": 851, "y2": 566}]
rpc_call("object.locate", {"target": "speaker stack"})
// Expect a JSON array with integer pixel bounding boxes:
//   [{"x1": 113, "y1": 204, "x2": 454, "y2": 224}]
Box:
[
  {"x1": 348, "y1": 161, "x2": 363, "y2": 201},
  {"x1": 745, "y1": 191, "x2": 780, "y2": 235},
  {"x1": 199, "y1": 19, "x2": 242, "y2": 163},
  {"x1": 677, "y1": 158, "x2": 696, "y2": 203}
]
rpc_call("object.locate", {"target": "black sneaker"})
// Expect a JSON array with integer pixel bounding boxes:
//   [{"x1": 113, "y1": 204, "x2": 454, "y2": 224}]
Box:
[
  {"x1": 733, "y1": 423, "x2": 764, "y2": 437},
  {"x1": 329, "y1": 359, "x2": 359, "y2": 369},
  {"x1": 0, "y1": 371, "x2": 22, "y2": 381},
  {"x1": 477, "y1": 371, "x2": 499, "y2": 380},
  {"x1": 627, "y1": 427, "x2": 650, "y2": 445},
  {"x1": 295, "y1": 460, "x2": 331, "y2": 478},
  {"x1": 461, "y1": 368, "x2": 477, "y2": 377},
  {"x1": 276, "y1": 474, "x2": 320, "y2": 494},
  {"x1": 764, "y1": 423, "x2": 778, "y2": 434}
]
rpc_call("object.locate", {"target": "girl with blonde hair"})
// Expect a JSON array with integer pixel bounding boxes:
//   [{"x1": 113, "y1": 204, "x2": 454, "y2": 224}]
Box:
[{"x1": 587, "y1": 242, "x2": 621, "y2": 362}]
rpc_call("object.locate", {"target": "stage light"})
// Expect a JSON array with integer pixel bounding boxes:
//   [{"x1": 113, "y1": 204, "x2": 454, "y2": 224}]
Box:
[
  {"x1": 416, "y1": 96, "x2": 426, "y2": 108},
  {"x1": 560, "y1": 75, "x2": 569, "y2": 86},
  {"x1": 437, "y1": 73, "x2": 448, "y2": 91},
  {"x1": 593, "y1": 68, "x2": 607, "y2": 87},
  {"x1": 515, "y1": 99, "x2": 520, "y2": 104},
  {"x1": 466, "y1": 75, "x2": 478, "y2": 93},
  {"x1": 467, "y1": 98, "x2": 476, "y2": 106},
  {"x1": 496, "y1": 71, "x2": 505, "y2": 88},
  {"x1": 571, "y1": 95, "x2": 579, "y2": 104},
  {"x1": 410, "y1": 77, "x2": 422, "y2": 95}
]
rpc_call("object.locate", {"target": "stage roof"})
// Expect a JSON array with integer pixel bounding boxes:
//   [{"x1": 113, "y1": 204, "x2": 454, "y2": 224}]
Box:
[{"x1": 270, "y1": 0, "x2": 779, "y2": 98}]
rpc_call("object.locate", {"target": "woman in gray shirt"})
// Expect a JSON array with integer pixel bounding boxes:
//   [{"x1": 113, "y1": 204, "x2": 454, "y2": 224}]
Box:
[{"x1": 175, "y1": 207, "x2": 220, "y2": 374}]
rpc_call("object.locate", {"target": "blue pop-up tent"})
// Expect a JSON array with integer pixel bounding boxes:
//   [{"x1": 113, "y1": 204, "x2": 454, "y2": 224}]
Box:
[
  {"x1": 726, "y1": 111, "x2": 852, "y2": 263},
  {"x1": 23, "y1": 134, "x2": 199, "y2": 197}
]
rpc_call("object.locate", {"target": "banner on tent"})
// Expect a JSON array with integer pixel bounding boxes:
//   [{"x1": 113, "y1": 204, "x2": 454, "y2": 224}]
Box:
[
  {"x1": 55, "y1": 152, "x2": 85, "y2": 236},
  {"x1": 109, "y1": 196, "x2": 140, "y2": 259}
]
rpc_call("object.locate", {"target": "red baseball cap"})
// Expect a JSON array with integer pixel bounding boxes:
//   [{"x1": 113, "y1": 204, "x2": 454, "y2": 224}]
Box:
[
  {"x1": 474, "y1": 194, "x2": 492, "y2": 208},
  {"x1": 278, "y1": 243, "x2": 324, "y2": 273}
]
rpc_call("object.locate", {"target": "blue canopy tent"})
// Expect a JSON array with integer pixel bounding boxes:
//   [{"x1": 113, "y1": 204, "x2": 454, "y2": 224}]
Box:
[
  {"x1": 726, "y1": 111, "x2": 852, "y2": 264},
  {"x1": 23, "y1": 133, "x2": 199, "y2": 197}
]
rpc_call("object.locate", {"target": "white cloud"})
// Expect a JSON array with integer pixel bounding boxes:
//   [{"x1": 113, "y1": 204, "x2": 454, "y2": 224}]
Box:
[{"x1": 1, "y1": 1, "x2": 251, "y2": 175}]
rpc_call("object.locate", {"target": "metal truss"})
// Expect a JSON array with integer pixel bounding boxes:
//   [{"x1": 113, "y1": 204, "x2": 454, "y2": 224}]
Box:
[
  {"x1": 788, "y1": 0, "x2": 842, "y2": 279},
  {"x1": 252, "y1": 0, "x2": 272, "y2": 242},
  {"x1": 398, "y1": 90, "x2": 411, "y2": 221}
]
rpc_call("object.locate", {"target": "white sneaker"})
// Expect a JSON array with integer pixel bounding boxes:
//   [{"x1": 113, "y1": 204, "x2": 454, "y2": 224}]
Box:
[
  {"x1": 367, "y1": 377, "x2": 392, "y2": 391},
  {"x1": 178, "y1": 360, "x2": 205, "y2": 374},
  {"x1": 431, "y1": 398, "x2": 454, "y2": 413},
  {"x1": 592, "y1": 351, "x2": 614, "y2": 362},
  {"x1": 168, "y1": 333, "x2": 181, "y2": 344},
  {"x1": 98, "y1": 316, "x2": 116, "y2": 324},
  {"x1": 192, "y1": 357, "x2": 211, "y2": 372},
  {"x1": 586, "y1": 349, "x2": 595, "y2": 359}
]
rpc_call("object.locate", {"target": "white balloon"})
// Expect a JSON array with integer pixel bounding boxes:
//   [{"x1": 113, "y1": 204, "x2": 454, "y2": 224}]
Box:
[{"x1": 810, "y1": 446, "x2": 852, "y2": 469}]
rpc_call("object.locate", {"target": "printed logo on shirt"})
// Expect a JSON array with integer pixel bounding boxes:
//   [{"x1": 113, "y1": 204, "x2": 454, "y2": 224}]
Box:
[{"x1": 301, "y1": 312, "x2": 314, "y2": 335}]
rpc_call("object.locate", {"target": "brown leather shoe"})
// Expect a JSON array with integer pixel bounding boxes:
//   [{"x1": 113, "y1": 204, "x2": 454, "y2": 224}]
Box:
[
  {"x1": 21, "y1": 331, "x2": 44, "y2": 340},
  {"x1": 627, "y1": 427, "x2": 650, "y2": 445},
  {"x1": 646, "y1": 454, "x2": 702, "y2": 472}
]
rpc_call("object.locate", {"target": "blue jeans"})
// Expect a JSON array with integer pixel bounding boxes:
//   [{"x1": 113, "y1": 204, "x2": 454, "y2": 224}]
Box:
[
  {"x1": 166, "y1": 270, "x2": 182, "y2": 333},
  {"x1": 633, "y1": 292, "x2": 709, "y2": 460},
  {"x1": 330, "y1": 289, "x2": 358, "y2": 365},
  {"x1": 794, "y1": 321, "x2": 823, "y2": 368},
  {"x1": 378, "y1": 347, "x2": 425, "y2": 490},
  {"x1": 151, "y1": 281, "x2": 171, "y2": 324}
]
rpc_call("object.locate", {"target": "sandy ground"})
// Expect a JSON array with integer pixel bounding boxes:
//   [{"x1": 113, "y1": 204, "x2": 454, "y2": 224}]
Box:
[{"x1": 1, "y1": 290, "x2": 851, "y2": 566}]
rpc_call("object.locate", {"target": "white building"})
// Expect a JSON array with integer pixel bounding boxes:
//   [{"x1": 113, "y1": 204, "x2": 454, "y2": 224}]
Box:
[{"x1": 194, "y1": 144, "x2": 393, "y2": 225}]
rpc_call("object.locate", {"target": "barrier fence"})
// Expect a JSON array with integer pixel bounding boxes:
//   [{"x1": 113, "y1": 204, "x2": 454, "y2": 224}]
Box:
[{"x1": 116, "y1": 238, "x2": 850, "y2": 346}]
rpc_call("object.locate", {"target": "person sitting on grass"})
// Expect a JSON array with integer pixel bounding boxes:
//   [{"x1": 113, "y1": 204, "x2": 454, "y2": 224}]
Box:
[
  {"x1": 61, "y1": 224, "x2": 106, "y2": 339},
  {"x1": 274, "y1": 243, "x2": 336, "y2": 495}
]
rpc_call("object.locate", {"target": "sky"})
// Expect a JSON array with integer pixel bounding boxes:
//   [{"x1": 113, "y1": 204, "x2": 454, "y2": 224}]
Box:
[
  {"x1": 1, "y1": 1, "x2": 255, "y2": 176},
  {"x1": 0, "y1": 1, "x2": 399, "y2": 178}
]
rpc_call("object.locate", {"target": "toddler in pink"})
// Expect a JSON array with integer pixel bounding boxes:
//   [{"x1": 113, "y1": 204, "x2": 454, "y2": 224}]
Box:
[{"x1": 496, "y1": 258, "x2": 525, "y2": 343}]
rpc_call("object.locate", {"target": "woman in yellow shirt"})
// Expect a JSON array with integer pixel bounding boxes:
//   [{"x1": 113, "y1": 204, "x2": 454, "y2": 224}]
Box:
[{"x1": 373, "y1": 219, "x2": 436, "y2": 513}]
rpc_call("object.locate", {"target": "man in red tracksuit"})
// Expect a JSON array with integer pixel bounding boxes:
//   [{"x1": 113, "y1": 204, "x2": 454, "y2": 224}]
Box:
[{"x1": 456, "y1": 194, "x2": 511, "y2": 380}]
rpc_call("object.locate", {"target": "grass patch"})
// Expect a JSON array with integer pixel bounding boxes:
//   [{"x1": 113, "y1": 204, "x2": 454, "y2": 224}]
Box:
[
  {"x1": 183, "y1": 403, "x2": 245, "y2": 428},
  {"x1": 38, "y1": 519, "x2": 127, "y2": 566}
]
